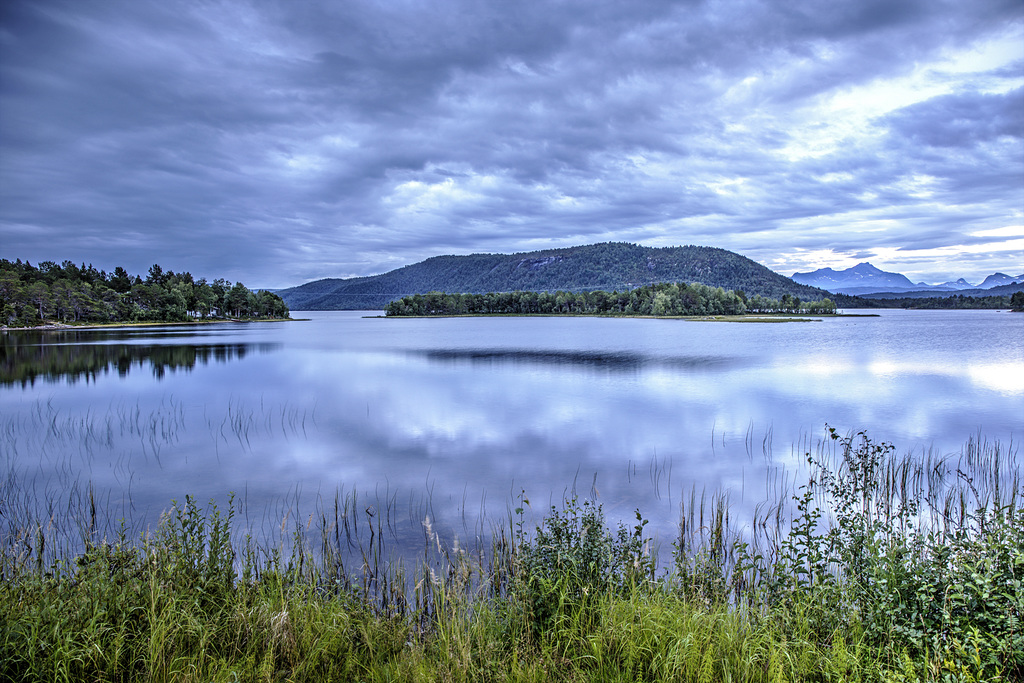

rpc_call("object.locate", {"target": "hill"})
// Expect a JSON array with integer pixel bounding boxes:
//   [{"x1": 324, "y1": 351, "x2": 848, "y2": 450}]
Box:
[{"x1": 277, "y1": 243, "x2": 845, "y2": 310}]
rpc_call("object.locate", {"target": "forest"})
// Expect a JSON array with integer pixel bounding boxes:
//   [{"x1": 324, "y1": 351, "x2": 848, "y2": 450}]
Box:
[
  {"x1": 870, "y1": 291, "x2": 1024, "y2": 310},
  {"x1": 384, "y1": 281, "x2": 837, "y2": 317},
  {"x1": 0, "y1": 259, "x2": 289, "y2": 327}
]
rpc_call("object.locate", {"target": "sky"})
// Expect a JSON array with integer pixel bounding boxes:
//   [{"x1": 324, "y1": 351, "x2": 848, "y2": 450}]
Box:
[{"x1": 1, "y1": 0, "x2": 1022, "y2": 289}]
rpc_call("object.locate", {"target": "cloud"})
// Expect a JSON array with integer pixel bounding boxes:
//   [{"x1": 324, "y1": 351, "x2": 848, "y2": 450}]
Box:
[
  {"x1": 1, "y1": 0, "x2": 1022, "y2": 287},
  {"x1": 886, "y1": 87, "x2": 1023, "y2": 149}
]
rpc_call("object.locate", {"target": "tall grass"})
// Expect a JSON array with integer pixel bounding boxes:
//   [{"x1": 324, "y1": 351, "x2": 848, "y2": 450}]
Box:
[{"x1": 1, "y1": 429, "x2": 1020, "y2": 682}]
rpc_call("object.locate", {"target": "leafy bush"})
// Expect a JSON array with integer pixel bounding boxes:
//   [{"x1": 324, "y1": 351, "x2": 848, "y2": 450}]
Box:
[
  {"x1": 511, "y1": 498, "x2": 653, "y2": 637},
  {"x1": 740, "y1": 428, "x2": 1024, "y2": 680},
  {"x1": 150, "y1": 494, "x2": 237, "y2": 611}
]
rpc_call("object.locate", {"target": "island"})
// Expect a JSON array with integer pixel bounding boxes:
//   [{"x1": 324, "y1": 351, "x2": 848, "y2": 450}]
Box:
[{"x1": 384, "y1": 282, "x2": 837, "y2": 317}]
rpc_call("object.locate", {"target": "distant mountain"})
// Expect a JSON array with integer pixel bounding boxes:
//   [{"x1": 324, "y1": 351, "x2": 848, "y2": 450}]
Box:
[
  {"x1": 978, "y1": 272, "x2": 1024, "y2": 289},
  {"x1": 859, "y1": 281, "x2": 1024, "y2": 300},
  {"x1": 836, "y1": 284, "x2": 927, "y2": 296},
  {"x1": 929, "y1": 278, "x2": 974, "y2": 291},
  {"x1": 278, "y1": 243, "x2": 843, "y2": 310},
  {"x1": 792, "y1": 262, "x2": 916, "y2": 293},
  {"x1": 793, "y1": 262, "x2": 1022, "y2": 295}
]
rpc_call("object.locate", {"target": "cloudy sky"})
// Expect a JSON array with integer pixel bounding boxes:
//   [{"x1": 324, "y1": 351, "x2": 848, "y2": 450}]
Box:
[{"x1": 2, "y1": 0, "x2": 1022, "y2": 288}]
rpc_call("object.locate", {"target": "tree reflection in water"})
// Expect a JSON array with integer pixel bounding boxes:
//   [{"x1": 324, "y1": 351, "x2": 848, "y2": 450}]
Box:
[{"x1": 1, "y1": 331, "x2": 280, "y2": 386}]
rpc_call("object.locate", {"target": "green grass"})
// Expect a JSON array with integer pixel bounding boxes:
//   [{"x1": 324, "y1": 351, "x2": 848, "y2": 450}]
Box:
[{"x1": 1, "y1": 430, "x2": 1020, "y2": 682}]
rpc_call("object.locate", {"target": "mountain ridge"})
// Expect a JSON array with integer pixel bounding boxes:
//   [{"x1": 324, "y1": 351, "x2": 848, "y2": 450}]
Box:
[
  {"x1": 978, "y1": 272, "x2": 1023, "y2": 289},
  {"x1": 792, "y1": 262, "x2": 915, "y2": 292},
  {"x1": 793, "y1": 262, "x2": 1023, "y2": 295},
  {"x1": 857, "y1": 282, "x2": 1024, "y2": 300},
  {"x1": 278, "y1": 243, "x2": 845, "y2": 310}
]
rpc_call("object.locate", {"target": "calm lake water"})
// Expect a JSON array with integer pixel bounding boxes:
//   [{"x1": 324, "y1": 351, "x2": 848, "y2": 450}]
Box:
[{"x1": 2, "y1": 309, "x2": 1022, "y2": 556}]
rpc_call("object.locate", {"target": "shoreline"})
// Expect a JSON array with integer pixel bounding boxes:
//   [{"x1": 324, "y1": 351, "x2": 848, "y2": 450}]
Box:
[
  {"x1": 369, "y1": 312, "x2": 879, "y2": 321},
  {"x1": 1, "y1": 317, "x2": 296, "y2": 332}
]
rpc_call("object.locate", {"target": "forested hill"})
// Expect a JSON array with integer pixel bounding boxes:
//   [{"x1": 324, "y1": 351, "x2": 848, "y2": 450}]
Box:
[{"x1": 278, "y1": 243, "x2": 844, "y2": 310}]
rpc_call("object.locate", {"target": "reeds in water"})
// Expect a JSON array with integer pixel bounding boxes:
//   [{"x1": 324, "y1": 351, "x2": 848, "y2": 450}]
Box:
[{"x1": 1, "y1": 429, "x2": 1020, "y2": 682}]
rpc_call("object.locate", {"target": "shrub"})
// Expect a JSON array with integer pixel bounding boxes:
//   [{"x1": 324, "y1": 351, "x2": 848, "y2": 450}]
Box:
[{"x1": 511, "y1": 497, "x2": 653, "y2": 637}]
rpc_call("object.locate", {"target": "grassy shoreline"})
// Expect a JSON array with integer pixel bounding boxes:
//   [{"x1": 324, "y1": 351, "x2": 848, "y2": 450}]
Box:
[
  {"x1": 368, "y1": 312, "x2": 879, "y2": 322},
  {"x1": 1, "y1": 317, "x2": 296, "y2": 332},
  {"x1": 1, "y1": 430, "x2": 1020, "y2": 682}
]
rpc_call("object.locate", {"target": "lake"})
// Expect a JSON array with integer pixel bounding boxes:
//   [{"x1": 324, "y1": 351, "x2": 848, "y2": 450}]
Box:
[{"x1": 2, "y1": 309, "x2": 1022, "y2": 561}]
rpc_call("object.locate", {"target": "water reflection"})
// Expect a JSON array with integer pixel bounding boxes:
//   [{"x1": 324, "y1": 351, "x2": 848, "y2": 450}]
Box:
[
  {"x1": 1, "y1": 310, "x2": 1021, "y2": 571},
  {"x1": 413, "y1": 347, "x2": 742, "y2": 372},
  {"x1": 1, "y1": 333, "x2": 280, "y2": 386}
]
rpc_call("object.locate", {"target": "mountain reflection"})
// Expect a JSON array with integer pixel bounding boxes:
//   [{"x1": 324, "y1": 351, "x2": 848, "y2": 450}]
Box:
[
  {"x1": 413, "y1": 347, "x2": 741, "y2": 371},
  {"x1": 1, "y1": 334, "x2": 281, "y2": 386}
]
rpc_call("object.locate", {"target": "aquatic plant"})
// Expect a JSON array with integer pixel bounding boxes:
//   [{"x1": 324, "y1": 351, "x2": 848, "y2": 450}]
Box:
[{"x1": 0, "y1": 430, "x2": 1020, "y2": 681}]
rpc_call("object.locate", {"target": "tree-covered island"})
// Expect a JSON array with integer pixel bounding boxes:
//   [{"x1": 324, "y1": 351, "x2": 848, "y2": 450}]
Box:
[
  {"x1": 385, "y1": 281, "x2": 837, "y2": 317},
  {"x1": 1, "y1": 259, "x2": 289, "y2": 327}
]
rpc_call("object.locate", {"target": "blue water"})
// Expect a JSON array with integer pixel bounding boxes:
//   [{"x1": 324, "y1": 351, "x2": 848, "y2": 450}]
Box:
[{"x1": 2, "y1": 309, "x2": 1022, "y2": 552}]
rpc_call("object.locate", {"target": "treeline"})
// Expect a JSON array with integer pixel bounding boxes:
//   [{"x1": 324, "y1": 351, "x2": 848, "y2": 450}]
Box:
[
  {"x1": 874, "y1": 292, "x2": 1024, "y2": 310},
  {"x1": 385, "y1": 282, "x2": 837, "y2": 317},
  {"x1": 0, "y1": 259, "x2": 289, "y2": 327}
]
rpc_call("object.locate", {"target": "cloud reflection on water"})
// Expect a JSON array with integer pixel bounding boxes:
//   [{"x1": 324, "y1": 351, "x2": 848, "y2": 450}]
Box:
[{"x1": 1, "y1": 310, "x2": 1021, "y2": 566}]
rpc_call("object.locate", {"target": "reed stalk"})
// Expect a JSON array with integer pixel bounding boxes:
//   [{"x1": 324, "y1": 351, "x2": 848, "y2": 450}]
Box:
[{"x1": 1, "y1": 430, "x2": 1020, "y2": 681}]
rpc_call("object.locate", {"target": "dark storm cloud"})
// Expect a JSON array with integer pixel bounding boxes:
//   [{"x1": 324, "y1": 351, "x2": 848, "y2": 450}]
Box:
[
  {"x1": 1, "y1": 0, "x2": 1022, "y2": 287},
  {"x1": 886, "y1": 87, "x2": 1024, "y2": 149}
]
